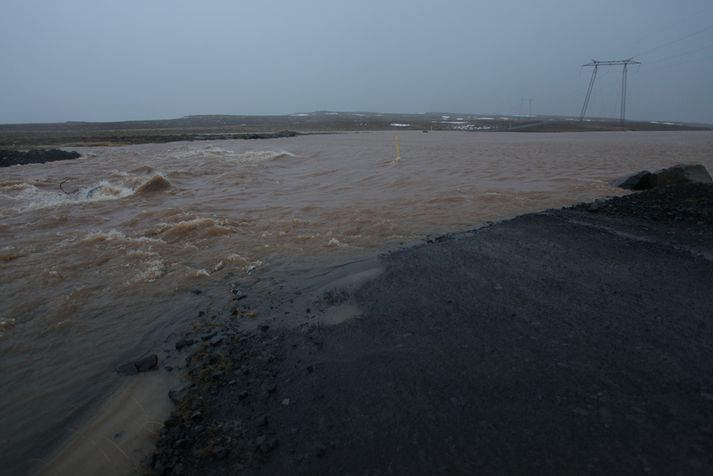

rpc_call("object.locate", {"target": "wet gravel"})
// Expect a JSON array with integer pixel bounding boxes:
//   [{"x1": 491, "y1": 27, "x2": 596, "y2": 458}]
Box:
[{"x1": 150, "y1": 183, "x2": 713, "y2": 475}]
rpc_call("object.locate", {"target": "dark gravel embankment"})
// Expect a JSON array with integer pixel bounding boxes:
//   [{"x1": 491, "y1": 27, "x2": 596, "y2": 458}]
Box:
[
  {"x1": 152, "y1": 184, "x2": 713, "y2": 475},
  {"x1": 0, "y1": 149, "x2": 81, "y2": 167}
]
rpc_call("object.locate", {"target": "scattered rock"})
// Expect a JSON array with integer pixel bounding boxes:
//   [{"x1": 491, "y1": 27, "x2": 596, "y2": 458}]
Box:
[
  {"x1": 323, "y1": 289, "x2": 350, "y2": 305},
  {"x1": 201, "y1": 332, "x2": 217, "y2": 342},
  {"x1": 175, "y1": 339, "x2": 195, "y2": 350},
  {"x1": 168, "y1": 385, "x2": 190, "y2": 404},
  {"x1": 212, "y1": 446, "x2": 229, "y2": 459},
  {"x1": 152, "y1": 323, "x2": 286, "y2": 474},
  {"x1": 231, "y1": 286, "x2": 248, "y2": 301},
  {"x1": 116, "y1": 354, "x2": 159, "y2": 375},
  {"x1": 175, "y1": 439, "x2": 192, "y2": 449}
]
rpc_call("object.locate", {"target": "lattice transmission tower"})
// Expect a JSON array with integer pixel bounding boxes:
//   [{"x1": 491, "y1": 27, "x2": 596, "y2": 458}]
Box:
[{"x1": 579, "y1": 58, "x2": 641, "y2": 123}]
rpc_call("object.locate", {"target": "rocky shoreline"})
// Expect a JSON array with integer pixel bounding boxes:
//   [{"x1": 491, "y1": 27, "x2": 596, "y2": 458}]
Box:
[
  {"x1": 143, "y1": 180, "x2": 713, "y2": 475},
  {"x1": 0, "y1": 149, "x2": 81, "y2": 167}
]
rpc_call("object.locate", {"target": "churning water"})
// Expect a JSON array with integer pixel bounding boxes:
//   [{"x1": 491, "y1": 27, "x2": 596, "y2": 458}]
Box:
[{"x1": 1, "y1": 130, "x2": 712, "y2": 473}]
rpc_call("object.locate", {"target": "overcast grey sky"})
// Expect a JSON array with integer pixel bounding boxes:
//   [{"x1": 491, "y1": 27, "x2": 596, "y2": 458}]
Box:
[{"x1": 1, "y1": 0, "x2": 712, "y2": 124}]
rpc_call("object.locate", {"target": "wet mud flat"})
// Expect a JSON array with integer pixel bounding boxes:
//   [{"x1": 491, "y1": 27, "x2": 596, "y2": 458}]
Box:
[{"x1": 151, "y1": 184, "x2": 713, "y2": 475}]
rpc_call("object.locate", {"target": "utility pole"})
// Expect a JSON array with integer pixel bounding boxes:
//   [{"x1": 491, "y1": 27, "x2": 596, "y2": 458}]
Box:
[
  {"x1": 579, "y1": 58, "x2": 640, "y2": 123},
  {"x1": 520, "y1": 98, "x2": 534, "y2": 117}
]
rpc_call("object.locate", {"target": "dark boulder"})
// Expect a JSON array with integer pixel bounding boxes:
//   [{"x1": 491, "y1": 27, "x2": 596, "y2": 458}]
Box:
[
  {"x1": 613, "y1": 164, "x2": 712, "y2": 190},
  {"x1": 611, "y1": 170, "x2": 653, "y2": 190},
  {"x1": 116, "y1": 353, "x2": 159, "y2": 375},
  {"x1": 649, "y1": 164, "x2": 712, "y2": 187}
]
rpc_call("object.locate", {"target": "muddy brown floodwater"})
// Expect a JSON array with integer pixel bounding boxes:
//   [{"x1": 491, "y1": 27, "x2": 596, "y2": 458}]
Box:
[{"x1": 1, "y1": 130, "x2": 712, "y2": 474}]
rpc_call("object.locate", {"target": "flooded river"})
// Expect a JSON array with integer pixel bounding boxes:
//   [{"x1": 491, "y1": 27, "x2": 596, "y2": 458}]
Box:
[{"x1": 1, "y1": 130, "x2": 712, "y2": 473}]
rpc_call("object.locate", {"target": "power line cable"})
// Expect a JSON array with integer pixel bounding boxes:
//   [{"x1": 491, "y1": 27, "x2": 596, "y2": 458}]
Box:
[
  {"x1": 647, "y1": 40, "x2": 713, "y2": 65},
  {"x1": 633, "y1": 24, "x2": 713, "y2": 58},
  {"x1": 627, "y1": 6, "x2": 711, "y2": 50},
  {"x1": 646, "y1": 53, "x2": 713, "y2": 71}
]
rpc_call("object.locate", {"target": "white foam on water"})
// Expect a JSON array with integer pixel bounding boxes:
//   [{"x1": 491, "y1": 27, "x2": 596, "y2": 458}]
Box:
[
  {"x1": 132, "y1": 258, "x2": 166, "y2": 283},
  {"x1": 166, "y1": 147, "x2": 294, "y2": 166},
  {"x1": 163, "y1": 146, "x2": 233, "y2": 161},
  {"x1": 245, "y1": 259, "x2": 263, "y2": 274},
  {"x1": 226, "y1": 253, "x2": 249, "y2": 263},
  {"x1": 0, "y1": 181, "x2": 30, "y2": 191},
  {"x1": 0, "y1": 173, "x2": 170, "y2": 214},
  {"x1": 212, "y1": 253, "x2": 255, "y2": 272},
  {"x1": 84, "y1": 180, "x2": 135, "y2": 200},
  {"x1": 77, "y1": 229, "x2": 169, "y2": 284},
  {"x1": 81, "y1": 229, "x2": 165, "y2": 246},
  {"x1": 1, "y1": 183, "x2": 74, "y2": 212},
  {"x1": 326, "y1": 238, "x2": 349, "y2": 248},
  {"x1": 212, "y1": 255, "x2": 261, "y2": 274},
  {"x1": 229, "y1": 150, "x2": 295, "y2": 164},
  {"x1": 189, "y1": 268, "x2": 210, "y2": 278},
  {"x1": 152, "y1": 217, "x2": 234, "y2": 241},
  {"x1": 390, "y1": 123, "x2": 411, "y2": 127}
]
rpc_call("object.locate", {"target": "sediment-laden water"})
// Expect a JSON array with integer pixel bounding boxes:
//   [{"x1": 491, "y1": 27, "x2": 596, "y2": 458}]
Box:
[{"x1": 1, "y1": 130, "x2": 712, "y2": 473}]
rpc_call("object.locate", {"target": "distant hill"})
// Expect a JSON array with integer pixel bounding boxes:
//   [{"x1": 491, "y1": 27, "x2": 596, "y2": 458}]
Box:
[{"x1": 1, "y1": 112, "x2": 710, "y2": 148}]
